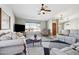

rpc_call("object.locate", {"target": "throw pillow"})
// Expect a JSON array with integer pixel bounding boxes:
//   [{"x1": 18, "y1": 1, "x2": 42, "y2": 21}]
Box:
[
  {"x1": 16, "y1": 32, "x2": 23, "y2": 37},
  {"x1": 11, "y1": 32, "x2": 17, "y2": 39}
]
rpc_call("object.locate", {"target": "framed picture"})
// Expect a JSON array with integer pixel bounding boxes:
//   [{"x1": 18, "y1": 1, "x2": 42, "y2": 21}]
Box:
[{"x1": 1, "y1": 10, "x2": 10, "y2": 30}]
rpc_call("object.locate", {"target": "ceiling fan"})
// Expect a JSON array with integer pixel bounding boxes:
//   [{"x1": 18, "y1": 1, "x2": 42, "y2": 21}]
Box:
[{"x1": 38, "y1": 4, "x2": 51, "y2": 15}]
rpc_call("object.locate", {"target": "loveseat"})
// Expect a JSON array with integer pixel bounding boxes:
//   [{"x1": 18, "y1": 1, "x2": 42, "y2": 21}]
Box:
[{"x1": 50, "y1": 42, "x2": 79, "y2": 55}]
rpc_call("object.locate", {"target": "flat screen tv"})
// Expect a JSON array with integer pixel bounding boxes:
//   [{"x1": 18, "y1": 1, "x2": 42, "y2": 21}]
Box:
[{"x1": 14, "y1": 24, "x2": 25, "y2": 32}]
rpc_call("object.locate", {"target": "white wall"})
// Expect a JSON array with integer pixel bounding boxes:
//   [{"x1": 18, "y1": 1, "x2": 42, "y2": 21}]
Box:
[
  {"x1": 40, "y1": 21, "x2": 47, "y2": 31},
  {"x1": 15, "y1": 18, "x2": 26, "y2": 25},
  {"x1": 77, "y1": 19, "x2": 79, "y2": 29},
  {"x1": 64, "y1": 19, "x2": 79, "y2": 30},
  {"x1": 47, "y1": 19, "x2": 52, "y2": 33},
  {"x1": 15, "y1": 17, "x2": 41, "y2": 25},
  {"x1": 58, "y1": 23, "x2": 64, "y2": 33},
  {"x1": 0, "y1": 4, "x2": 15, "y2": 32}
]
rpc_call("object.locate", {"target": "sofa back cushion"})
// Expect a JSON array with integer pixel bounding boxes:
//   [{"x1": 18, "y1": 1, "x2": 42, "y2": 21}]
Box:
[
  {"x1": 58, "y1": 35, "x2": 76, "y2": 44},
  {"x1": 69, "y1": 30, "x2": 79, "y2": 36},
  {"x1": 11, "y1": 32, "x2": 17, "y2": 39},
  {"x1": 64, "y1": 36, "x2": 76, "y2": 44},
  {"x1": 70, "y1": 30, "x2": 78, "y2": 34},
  {"x1": 60, "y1": 30, "x2": 70, "y2": 36},
  {"x1": 69, "y1": 30, "x2": 79, "y2": 41},
  {"x1": 57, "y1": 35, "x2": 65, "y2": 42}
]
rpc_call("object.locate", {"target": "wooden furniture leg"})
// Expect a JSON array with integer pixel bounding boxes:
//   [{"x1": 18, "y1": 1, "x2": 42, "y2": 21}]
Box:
[
  {"x1": 23, "y1": 44, "x2": 26, "y2": 55},
  {"x1": 33, "y1": 41, "x2": 34, "y2": 46},
  {"x1": 40, "y1": 39, "x2": 42, "y2": 46}
]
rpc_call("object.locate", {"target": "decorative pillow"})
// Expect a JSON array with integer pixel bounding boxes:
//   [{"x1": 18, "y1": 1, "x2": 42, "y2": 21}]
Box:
[
  {"x1": 60, "y1": 30, "x2": 70, "y2": 36},
  {"x1": 0, "y1": 35, "x2": 7, "y2": 41},
  {"x1": 11, "y1": 32, "x2": 17, "y2": 39},
  {"x1": 6, "y1": 33, "x2": 12, "y2": 37},
  {"x1": 5, "y1": 36, "x2": 12, "y2": 40},
  {"x1": 0, "y1": 33, "x2": 6, "y2": 37},
  {"x1": 0, "y1": 35, "x2": 11, "y2": 41},
  {"x1": 16, "y1": 32, "x2": 23, "y2": 37},
  {"x1": 64, "y1": 36, "x2": 76, "y2": 44}
]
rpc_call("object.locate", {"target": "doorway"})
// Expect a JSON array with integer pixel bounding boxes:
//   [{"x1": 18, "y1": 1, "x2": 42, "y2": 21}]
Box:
[{"x1": 52, "y1": 23, "x2": 57, "y2": 36}]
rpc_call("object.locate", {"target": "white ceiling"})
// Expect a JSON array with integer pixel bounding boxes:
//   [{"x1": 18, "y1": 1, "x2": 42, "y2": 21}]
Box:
[{"x1": 9, "y1": 4, "x2": 79, "y2": 22}]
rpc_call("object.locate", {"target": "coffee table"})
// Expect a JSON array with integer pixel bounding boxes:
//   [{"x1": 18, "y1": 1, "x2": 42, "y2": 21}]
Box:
[
  {"x1": 32, "y1": 39, "x2": 42, "y2": 46},
  {"x1": 29, "y1": 36, "x2": 42, "y2": 46}
]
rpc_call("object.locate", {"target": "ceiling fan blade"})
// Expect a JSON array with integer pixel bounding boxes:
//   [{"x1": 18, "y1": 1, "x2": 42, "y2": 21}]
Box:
[
  {"x1": 45, "y1": 10, "x2": 51, "y2": 12},
  {"x1": 38, "y1": 4, "x2": 51, "y2": 15}
]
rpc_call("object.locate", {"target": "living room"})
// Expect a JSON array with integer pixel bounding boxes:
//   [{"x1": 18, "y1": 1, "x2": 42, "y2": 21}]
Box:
[{"x1": 0, "y1": 4, "x2": 79, "y2": 55}]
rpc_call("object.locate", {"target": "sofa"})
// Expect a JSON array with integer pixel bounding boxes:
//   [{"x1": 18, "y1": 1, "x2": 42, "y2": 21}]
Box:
[
  {"x1": 57, "y1": 29, "x2": 79, "y2": 45},
  {"x1": 59, "y1": 29, "x2": 79, "y2": 42},
  {"x1": 0, "y1": 32, "x2": 26, "y2": 55},
  {"x1": 57, "y1": 35, "x2": 76, "y2": 45}
]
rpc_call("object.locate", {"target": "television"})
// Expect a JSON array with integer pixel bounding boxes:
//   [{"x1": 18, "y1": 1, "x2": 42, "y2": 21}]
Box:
[{"x1": 14, "y1": 24, "x2": 25, "y2": 32}]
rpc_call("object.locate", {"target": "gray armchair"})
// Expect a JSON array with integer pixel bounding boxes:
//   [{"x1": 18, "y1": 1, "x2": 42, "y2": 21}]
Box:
[{"x1": 41, "y1": 28, "x2": 49, "y2": 36}]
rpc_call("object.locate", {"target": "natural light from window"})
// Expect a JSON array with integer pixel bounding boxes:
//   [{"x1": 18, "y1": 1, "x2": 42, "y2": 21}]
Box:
[{"x1": 25, "y1": 23, "x2": 40, "y2": 32}]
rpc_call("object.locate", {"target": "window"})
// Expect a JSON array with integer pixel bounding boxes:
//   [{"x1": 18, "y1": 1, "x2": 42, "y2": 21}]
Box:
[{"x1": 25, "y1": 23, "x2": 40, "y2": 32}]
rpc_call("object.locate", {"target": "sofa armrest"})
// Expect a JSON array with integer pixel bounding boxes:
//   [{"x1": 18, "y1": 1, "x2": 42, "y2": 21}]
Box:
[
  {"x1": 0, "y1": 39, "x2": 24, "y2": 48},
  {"x1": 71, "y1": 42, "x2": 79, "y2": 48},
  {"x1": 50, "y1": 48, "x2": 67, "y2": 55},
  {"x1": 19, "y1": 36, "x2": 26, "y2": 44}
]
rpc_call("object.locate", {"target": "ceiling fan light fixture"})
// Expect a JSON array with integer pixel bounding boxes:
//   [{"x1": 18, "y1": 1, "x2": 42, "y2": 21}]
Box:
[
  {"x1": 38, "y1": 4, "x2": 51, "y2": 15},
  {"x1": 43, "y1": 12, "x2": 45, "y2": 14},
  {"x1": 41, "y1": 10, "x2": 45, "y2": 13}
]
